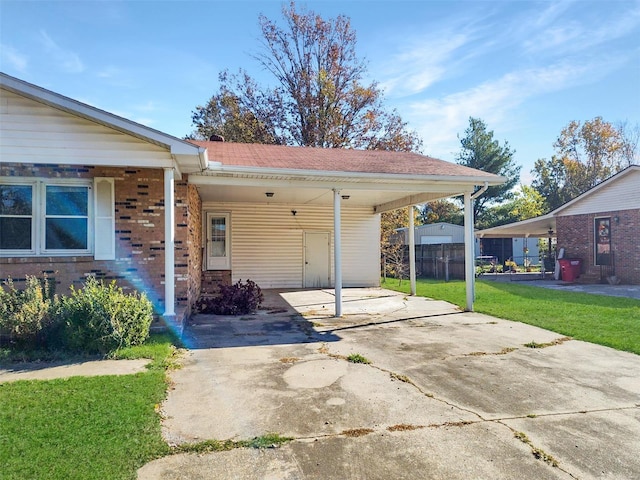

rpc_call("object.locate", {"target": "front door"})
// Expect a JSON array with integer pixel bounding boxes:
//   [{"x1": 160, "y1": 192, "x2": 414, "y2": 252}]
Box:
[
  {"x1": 304, "y1": 232, "x2": 330, "y2": 288},
  {"x1": 206, "y1": 212, "x2": 230, "y2": 270}
]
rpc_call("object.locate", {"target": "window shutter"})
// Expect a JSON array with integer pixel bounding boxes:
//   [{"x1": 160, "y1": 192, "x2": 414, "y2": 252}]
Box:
[{"x1": 94, "y1": 177, "x2": 115, "y2": 260}]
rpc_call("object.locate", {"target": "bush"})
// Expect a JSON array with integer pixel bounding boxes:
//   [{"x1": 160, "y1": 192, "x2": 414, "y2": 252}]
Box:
[
  {"x1": 0, "y1": 276, "x2": 56, "y2": 348},
  {"x1": 56, "y1": 277, "x2": 153, "y2": 354},
  {"x1": 197, "y1": 279, "x2": 263, "y2": 315}
]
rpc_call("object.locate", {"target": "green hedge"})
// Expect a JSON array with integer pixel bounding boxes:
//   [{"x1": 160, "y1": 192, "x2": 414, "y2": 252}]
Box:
[{"x1": 0, "y1": 275, "x2": 153, "y2": 354}]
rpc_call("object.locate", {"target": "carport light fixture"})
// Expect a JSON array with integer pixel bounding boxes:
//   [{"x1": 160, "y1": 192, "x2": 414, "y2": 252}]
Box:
[
  {"x1": 341, "y1": 195, "x2": 350, "y2": 200},
  {"x1": 265, "y1": 192, "x2": 274, "y2": 198}
]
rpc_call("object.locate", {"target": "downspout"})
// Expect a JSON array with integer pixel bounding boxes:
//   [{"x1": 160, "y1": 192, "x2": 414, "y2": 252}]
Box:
[{"x1": 465, "y1": 182, "x2": 489, "y2": 311}]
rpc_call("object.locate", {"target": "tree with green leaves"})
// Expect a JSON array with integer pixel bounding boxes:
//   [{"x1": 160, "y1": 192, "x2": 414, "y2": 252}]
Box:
[
  {"x1": 531, "y1": 117, "x2": 637, "y2": 211},
  {"x1": 190, "y1": 2, "x2": 421, "y2": 152},
  {"x1": 456, "y1": 117, "x2": 520, "y2": 225},
  {"x1": 417, "y1": 200, "x2": 463, "y2": 225},
  {"x1": 480, "y1": 184, "x2": 545, "y2": 228}
]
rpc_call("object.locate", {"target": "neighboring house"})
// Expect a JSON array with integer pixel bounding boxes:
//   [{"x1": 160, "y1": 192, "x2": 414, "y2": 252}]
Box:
[
  {"x1": 479, "y1": 237, "x2": 541, "y2": 265},
  {"x1": 477, "y1": 165, "x2": 640, "y2": 284},
  {"x1": 0, "y1": 73, "x2": 504, "y2": 324},
  {"x1": 397, "y1": 222, "x2": 467, "y2": 245},
  {"x1": 396, "y1": 223, "x2": 541, "y2": 265}
]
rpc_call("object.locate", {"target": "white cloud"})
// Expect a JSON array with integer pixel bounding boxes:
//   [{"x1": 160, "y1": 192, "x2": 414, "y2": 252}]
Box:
[
  {"x1": 134, "y1": 101, "x2": 157, "y2": 113},
  {"x1": 407, "y1": 60, "x2": 609, "y2": 160},
  {"x1": 380, "y1": 33, "x2": 471, "y2": 97},
  {"x1": 39, "y1": 30, "x2": 84, "y2": 74},
  {"x1": 97, "y1": 66, "x2": 120, "y2": 79},
  {"x1": 522, "y1": 2, "x2": 640, "y2": 56},
  {"x1": 0, "y1": 44, "x2": 28, "y2": 73}
]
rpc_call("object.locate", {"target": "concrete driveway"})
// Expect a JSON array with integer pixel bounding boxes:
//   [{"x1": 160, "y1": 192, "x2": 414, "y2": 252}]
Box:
[{"x1": 139, "y1": 288, "x2": 640, "y2": 479}]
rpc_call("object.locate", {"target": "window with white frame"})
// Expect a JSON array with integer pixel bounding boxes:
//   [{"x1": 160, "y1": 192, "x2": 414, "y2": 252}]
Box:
[
  {"x1": 0, "y1": 183, "x2": 33, "y2": 250},
  {"x1": 0, "y1": 178, "x2": 113, "y2": 257},
  {"x1": 205, "y1": 212, "x2": 230, "y2": 270}
]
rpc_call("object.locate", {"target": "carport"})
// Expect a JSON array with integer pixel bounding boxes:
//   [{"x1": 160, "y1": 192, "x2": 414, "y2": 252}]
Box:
[{"x1": 188, "y1": 141, "x2": 505, "y2": 314}]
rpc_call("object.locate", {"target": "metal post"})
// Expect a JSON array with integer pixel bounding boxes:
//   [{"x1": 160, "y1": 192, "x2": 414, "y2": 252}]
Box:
[
  {"x1": 408, "y1": 205, "x2": 416, "y2": 295},
  {"x1": 163, "y1": 167, "x2": 175, "y2": 317},
  {"x1": 333, "y1": 189, "x2": 342, "y2": 317},
  {"x1": 464, "y1": 192, "x2": 475, "y2": 311}
]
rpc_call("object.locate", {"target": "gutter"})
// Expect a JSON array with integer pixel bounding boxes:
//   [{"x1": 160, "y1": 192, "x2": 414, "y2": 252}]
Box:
[
  {"x1": 203, "y1": 164, "x2": 505, "y2": 186},
  {"x1": 471, "y1": 181, "x2": 489, "y2": 200}
]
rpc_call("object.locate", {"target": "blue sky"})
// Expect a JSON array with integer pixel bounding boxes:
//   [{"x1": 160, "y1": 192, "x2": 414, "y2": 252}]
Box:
[{"x1": 1, "y1": 0, "x2": 639, "y2": 183}]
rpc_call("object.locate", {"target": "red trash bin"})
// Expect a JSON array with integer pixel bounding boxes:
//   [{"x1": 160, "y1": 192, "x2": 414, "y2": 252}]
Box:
[
  {"x1": 558, "y1": 259, "x2": 575, "y2": 281},
  {"x1": 569, "y1": 259, "x2": 581, "y2": 280}
]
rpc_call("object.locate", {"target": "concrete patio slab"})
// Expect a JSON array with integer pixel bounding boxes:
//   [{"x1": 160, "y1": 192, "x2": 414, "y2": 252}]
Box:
[{"x1": 142, "y1": 288, "x2": 640, "y2": 479}]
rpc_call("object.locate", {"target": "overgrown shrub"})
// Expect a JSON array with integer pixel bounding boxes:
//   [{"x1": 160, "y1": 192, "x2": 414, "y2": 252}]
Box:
[
  {"x1": 197, "y1": 279, "x2": 263, "y2": 315},
  {"x1": 0, "y1": 276, "x2": 56, "y2": 348},
  {"x1": 56, "y1": 277, "x2": 153, "y2": 354}
]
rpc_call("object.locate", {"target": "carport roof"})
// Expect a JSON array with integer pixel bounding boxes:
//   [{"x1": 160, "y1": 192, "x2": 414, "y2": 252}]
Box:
[
  {"x1": 476, "y1": 213, "x2": 557, "y2": 238},
  {"x1": 188, "y1": 141, "x2": 505, "y2": 212},
  {"x1": 191, "y1": 141, "x2": 502, "y2": 181}
]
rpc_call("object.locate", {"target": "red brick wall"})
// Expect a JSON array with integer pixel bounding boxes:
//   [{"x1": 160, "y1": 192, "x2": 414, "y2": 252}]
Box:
[
  {"x1": 557, "y1": 209, "x2": 640, "y2": 284},
  {"x1": 201, "y1": 270, "x2": 232, "y2": 296},
  {"x1": 184, "y1": 181, "x2": 202, "y2": 312},
  {"x1": 0, "y1": 163, "x2": 201, "y2": 315}
]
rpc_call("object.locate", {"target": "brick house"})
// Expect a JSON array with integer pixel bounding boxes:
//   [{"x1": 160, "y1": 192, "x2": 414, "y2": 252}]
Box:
[
  {"x1": 1, "y1": 73, "x2": 504, "y2": 326},
  {"x1": 477, "y1": 165, "x2": 640, "y2": 284}
]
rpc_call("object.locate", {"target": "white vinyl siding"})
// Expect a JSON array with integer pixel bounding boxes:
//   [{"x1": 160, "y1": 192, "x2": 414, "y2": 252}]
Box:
[
  {"x1": 94, "y1": 177, "x2": 115, "y2": 260},
  {"x1": 202, "y1": 202, "x2": 380, "y2": 288},
  {"x1": 558, "y1": 170, "x2": 640, "y2": 216},
  {"x1": 0, "y1": 90, "x2": 173, "y2": 168}
]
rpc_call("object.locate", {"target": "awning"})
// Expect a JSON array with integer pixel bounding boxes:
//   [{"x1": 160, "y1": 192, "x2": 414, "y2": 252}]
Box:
[{"x1": 476, "y1": 213, "x2": 557, "y2": 238}]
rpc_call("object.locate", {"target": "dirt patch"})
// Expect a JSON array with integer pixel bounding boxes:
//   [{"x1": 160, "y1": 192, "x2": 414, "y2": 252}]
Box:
[
  {"x1": 387, "y1": 424, "x2": 424, "y2": 432},
  {"x1": 342, "y1": 428, "x2": 374, "y2": 437}
]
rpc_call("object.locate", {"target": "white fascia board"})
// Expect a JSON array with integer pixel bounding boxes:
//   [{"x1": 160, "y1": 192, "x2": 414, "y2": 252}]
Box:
[
  {"x1": 204, "y1": 164, "x2": 506, "y2": 186},
  {"x1": 1, "y1": 73, "x2": 204, "y2": 170},
  {"x1": 189, "y1": 172, "x2": 481, "y2": 193}
]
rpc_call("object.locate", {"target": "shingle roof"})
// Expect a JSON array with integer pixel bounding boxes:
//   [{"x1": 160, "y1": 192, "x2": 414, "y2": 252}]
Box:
[{"x1": 190, "y1": 141, "x2": 500, "y2": 179}]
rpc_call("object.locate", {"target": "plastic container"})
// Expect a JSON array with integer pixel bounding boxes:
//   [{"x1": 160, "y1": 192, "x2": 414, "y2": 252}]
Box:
[
  {"x1": 558, "y1": 259, "x2": 575, "y2": 282},
  {"x1": 569, "y1": 259, "x2": 582, "y2": 279},
  {"x1": 559, "y1": 258, "x2": 582, "y2": 282}
]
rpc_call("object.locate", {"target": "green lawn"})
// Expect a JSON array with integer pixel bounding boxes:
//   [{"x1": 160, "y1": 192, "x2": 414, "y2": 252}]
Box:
[
  {"x1": 385, "y1": 278, "x2": 640, "y2": 355},
  {"x1": 0, "y1": 334, "x2": 178, "y2": 480}
]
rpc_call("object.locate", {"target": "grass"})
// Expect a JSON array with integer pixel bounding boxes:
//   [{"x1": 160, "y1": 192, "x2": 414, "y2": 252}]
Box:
[
  {"x1": 347, "y1": 353, "x2": 371, "y2": 364},
  {"x1": 0, "y1": 333, "x2": 178, "y2": 480},
  {"x1": 384, "y1": 278, "x2": 640, "y2": 355},
  {"x1": 174, "y1": 433, "x2": 293, "y2": 454}
]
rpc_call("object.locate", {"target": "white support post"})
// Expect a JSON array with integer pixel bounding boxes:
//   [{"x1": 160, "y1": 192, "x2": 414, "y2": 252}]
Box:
[
  {"x1": 464, "y1": 192, "x2": 475, "y2": 311},
  {"x1": 333, "y1": 189, "x2": 342, "y2": 317},
  {"x1": 164, "y1": 167, "x2": 176, "y2": 317},
  {"x1": 408, "y1": 205, "x2": 416, "y2": 295}
]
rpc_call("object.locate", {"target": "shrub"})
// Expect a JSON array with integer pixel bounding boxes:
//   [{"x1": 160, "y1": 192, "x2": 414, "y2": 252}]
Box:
[
  {"x1": 197, "y1": 279, "x2": 263, "y2": 315},
  {"x1": 0, "y1": 276, "x2": 56, "y2": 348},
  {"x1": 56, "y1": 277, "x2": 153, "y2": 354}
]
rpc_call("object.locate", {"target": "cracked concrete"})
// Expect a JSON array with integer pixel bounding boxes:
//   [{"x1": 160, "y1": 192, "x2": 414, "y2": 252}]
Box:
[{"x1": 139, "y1": 288, "x2": 640, "y2": 479}]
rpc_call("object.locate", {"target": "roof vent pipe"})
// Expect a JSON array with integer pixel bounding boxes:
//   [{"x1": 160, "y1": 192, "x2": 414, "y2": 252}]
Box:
[{"x1": 209, "y1": 134, "x2": 225, "y2": 142}]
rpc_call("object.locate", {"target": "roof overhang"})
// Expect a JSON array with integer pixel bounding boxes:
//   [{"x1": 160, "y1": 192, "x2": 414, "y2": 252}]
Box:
[
  {"x1": 190, "y1": 166, "x2": 505, "y2": 213},
  {"x1": 0, "y1": 72, "x2": 207, "y2": 174}
]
